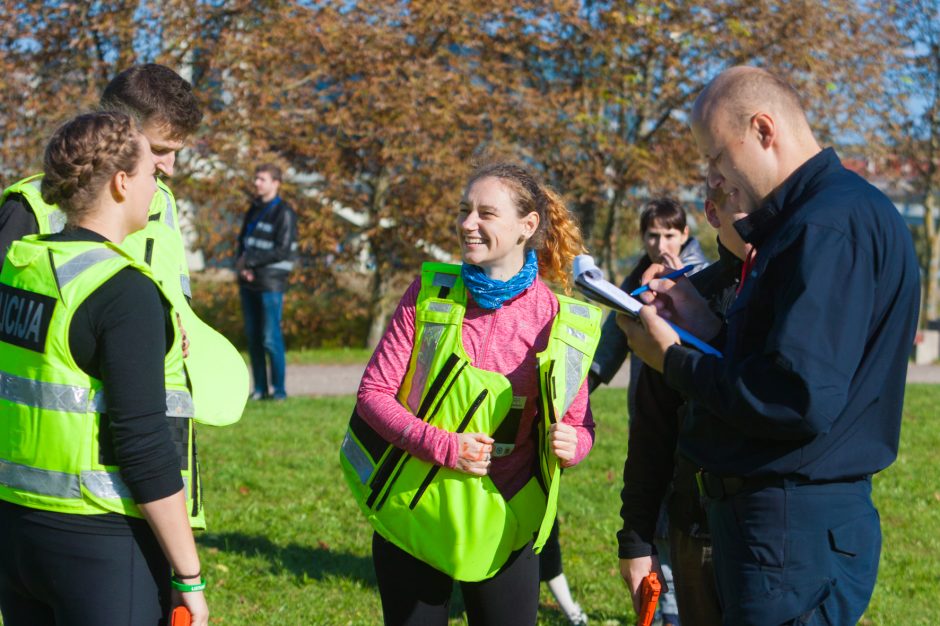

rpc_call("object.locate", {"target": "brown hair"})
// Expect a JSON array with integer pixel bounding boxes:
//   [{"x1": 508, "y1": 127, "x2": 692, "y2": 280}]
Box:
[
  {"x1": 466, "y1": 161, "x2": 584, "y2": 292},
  {"x1": 41, "y1": 111, "x2": 143, "y2": 223},
  {"x1": 255, "y1": 163, "x2": 283, "y2": 182},
  {"x1": 639, "y1": 198, "x2": 688, "y2": 234},
  {"x1": 100, "y1": 64, "x2": 202, "y2": 140}
]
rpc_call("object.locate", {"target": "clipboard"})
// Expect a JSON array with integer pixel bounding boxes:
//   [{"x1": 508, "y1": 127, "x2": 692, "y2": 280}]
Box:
[{"x1": 573, "y1": 255, "x2": 722, "y2": 357}]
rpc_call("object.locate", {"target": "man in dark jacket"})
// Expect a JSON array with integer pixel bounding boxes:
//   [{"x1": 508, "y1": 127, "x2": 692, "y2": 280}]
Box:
[
  {"x1": 236, "y1": 163, "x2": 298, "y2": 401},
  {"x1": 623, "y1": 67, "x2": 919, "y2": 625}
]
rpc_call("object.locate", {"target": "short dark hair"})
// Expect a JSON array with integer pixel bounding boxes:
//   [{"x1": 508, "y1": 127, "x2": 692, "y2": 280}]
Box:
[
  {"x1": 100, "y1": 64, "x2": 202, "y2": 140},
  {"x1": 639, "y1": 198, "x2": 687, "y2": 234},
  {"x1": 254, "y1": 163, "x2": 282, "y2": 182}
]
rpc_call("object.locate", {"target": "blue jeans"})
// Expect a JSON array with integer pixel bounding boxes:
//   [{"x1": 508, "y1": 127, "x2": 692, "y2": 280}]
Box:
[{"x1": 240, "y1": 287, "x2": 286, "y2": 397}]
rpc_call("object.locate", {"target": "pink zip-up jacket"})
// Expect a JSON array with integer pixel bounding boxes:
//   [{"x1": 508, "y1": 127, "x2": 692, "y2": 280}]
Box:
[{"x1": 356, "y1": 275, "x2": 595, "y2": 499}]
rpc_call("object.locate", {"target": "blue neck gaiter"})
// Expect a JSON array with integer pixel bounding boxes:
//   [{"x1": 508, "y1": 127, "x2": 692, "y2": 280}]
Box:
[{"x1": 461, "y1": 249, "x2": 539, "y2": 310}]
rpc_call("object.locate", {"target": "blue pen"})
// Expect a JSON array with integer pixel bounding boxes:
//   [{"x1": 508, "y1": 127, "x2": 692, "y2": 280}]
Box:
[{"x1": 629, "y1": 264, "x2": 695, "y2": 297}]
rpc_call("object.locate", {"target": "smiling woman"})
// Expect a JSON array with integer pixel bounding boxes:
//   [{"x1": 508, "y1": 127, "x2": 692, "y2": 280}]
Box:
[{"x1": 341, "y1": 160, "x2": 603, "y2": 625}]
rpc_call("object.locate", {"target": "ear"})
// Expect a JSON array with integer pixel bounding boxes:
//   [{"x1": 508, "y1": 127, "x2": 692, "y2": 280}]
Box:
[
  {"x1": 704, "y1": 200, "x2": 721, "y2": 229},
  {"x1": 520, "y1": 211, "x2": 539, "y2": 241},
  {"x1": 680, "y1": 225, "x2": 690, "y2": 244},
  {"x1": 751, "y1": 112, "x2": 775, "y2": 148},
  {"x1": 111, "y1": 171, "x2": 129, "y2": 201}
]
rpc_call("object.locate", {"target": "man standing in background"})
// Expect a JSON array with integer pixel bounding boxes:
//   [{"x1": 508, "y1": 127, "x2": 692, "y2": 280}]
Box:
[{"x1": 237, "y1": 164, "x2": 298, "y2": 401}]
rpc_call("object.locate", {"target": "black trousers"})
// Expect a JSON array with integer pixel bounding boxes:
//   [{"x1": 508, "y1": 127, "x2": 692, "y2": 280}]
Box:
[
  {"x1": 373, "y1": 532, "x2": 540, "y2": 625},
  {"x1": 0, "y1": 504, "x2": 171, "y2": 626}
]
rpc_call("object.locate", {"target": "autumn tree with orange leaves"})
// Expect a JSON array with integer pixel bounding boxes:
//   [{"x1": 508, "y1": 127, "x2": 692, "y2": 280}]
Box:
[{"x1": 0, "y1": 0, "x2": 921, "y2": 347}]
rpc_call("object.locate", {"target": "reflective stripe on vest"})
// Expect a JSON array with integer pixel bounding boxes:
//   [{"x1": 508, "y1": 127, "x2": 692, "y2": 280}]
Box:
[
  {"x1": 55, "y1": 248, "x2": 121, "y2": 288},
  {"x1": 0, "y1": 458, "x2": 194, "y2": 502}
]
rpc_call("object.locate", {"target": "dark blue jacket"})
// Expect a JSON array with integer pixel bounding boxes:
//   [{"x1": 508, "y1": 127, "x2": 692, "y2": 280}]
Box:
[{"x1": 665, "y1": 148, "x2": 919, "y2": 480}]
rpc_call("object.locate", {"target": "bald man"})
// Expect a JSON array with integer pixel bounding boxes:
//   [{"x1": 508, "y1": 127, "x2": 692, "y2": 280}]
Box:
[{"x1": 621, "y1": 66, "x2": 919, "y2": 624}]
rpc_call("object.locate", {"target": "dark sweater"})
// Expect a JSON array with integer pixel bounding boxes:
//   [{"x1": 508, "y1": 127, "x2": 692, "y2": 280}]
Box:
[{"x1": 617, "y1": 242, "x2": 741, "y2": 558}]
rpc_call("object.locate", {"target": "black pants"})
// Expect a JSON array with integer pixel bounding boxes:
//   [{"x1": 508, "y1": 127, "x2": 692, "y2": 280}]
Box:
[
  {"x1": 373, "y1": 532, "x2": 540, "y2": 625},
  {"x1": 0, "y1": 505, "x2": 170, "y2": 626},
  {"x1": 538, "y1": 519, "x2": 563, "y2": 581}
]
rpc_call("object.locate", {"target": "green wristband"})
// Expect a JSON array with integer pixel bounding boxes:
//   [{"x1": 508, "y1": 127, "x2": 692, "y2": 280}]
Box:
[{"x1": 170, "y1": 576, "x2": 207, "y2": 592}]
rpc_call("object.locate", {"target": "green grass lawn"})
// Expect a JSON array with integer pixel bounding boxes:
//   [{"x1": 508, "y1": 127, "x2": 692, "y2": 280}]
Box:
[{"x1": 193, "y1": 386, "x2": 940, "y2": 625}]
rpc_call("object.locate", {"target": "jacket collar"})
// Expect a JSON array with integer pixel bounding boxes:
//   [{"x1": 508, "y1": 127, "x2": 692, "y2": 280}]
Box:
[{"x1": 734, "y1": 147, "x2": 841, "y2": 247}]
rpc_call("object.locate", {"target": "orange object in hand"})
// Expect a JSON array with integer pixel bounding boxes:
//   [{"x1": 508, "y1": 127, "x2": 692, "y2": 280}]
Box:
[
  {"x1": 171, "y1": 606, "x2": 192, "y2": 626},
  {"x1": 636, "y1": 572, "x2": 662, "y2": 626}
]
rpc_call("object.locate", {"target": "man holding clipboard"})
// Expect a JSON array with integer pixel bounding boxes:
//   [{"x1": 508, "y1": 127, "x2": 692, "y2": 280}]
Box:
[{"x1": 622, "y1": 67, "x2": 919, "y2": 625}]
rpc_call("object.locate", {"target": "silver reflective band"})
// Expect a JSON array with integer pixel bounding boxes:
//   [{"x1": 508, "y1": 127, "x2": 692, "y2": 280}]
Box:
[
  {"x1": 165, "y1": 389, "x2": 196, "y2": 418},
  {"x1": 97, "y1": 389, "x2": 194, "y2": 418},
  {"x1": 342, "y1": 433, "x2": 374, "y2": 484},
  {"x1": 0, "y1": 457, "x2": 81, "y2": 498},
  {"x1": 180, "y1": 274, "x2": 192, "y2": 299},
  {"x1": 55, "y1": 248, "x2": 121, "y2": 288},
  {"x1": 432, "y1": 273, "x2": 457, "y2": 289},
  {"x1": 567, "y1": 326, "x2": 587, "y2": 342},
  {"x1": 562, "y1": 344, "x2": 584, "y2": 417},
  {"x1": 266, "y1": 260, "x2": 294, "y2": 271},
  {"x1": 82, "y1": 469, "x2": 133, "y2": 500},
  {"x1": 427, "y1": 302, "x2": 452, "y2": 313},
  {"x1": 162, "y1": 188, "x2": 175, "y2": 229},
  {"x1": 244, "y1": 237, "x2": 274, "y2": 250},
  {"x1": 407, "y1": 322, "x2": 445, "y2": 414},
  {"x1": 568, "y1": 303, "x2": 591, "y2": 318},
  {"x1": 0, "y1": 370, "x2": 99, "y2": 413},
  {"x1": 48, "y1": 210, "x2": 67, "y2": 234}
]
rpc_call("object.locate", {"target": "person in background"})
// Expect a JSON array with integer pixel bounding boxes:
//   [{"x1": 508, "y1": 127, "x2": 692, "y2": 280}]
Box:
[
  {"x1": 0, "y1": 112, "x2": 208, "y2": 626},
  {"x1": 590, "y1": 198, "x2": 708, "y2": 626},
  {"x1": 618, "y1": 185, "x2": 747, "y2": 626},
  {"x1": 236, "y1": 163, "x2": 298, "y2": 401}
]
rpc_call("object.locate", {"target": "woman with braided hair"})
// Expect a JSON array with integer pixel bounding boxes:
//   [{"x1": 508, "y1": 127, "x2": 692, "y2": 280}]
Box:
[
  {"x1": 0, "y1": 112, "x2": 208, "y2": 626},
  {"x1": 341, "y1": 161, "x2": 602, "y2": 624}
]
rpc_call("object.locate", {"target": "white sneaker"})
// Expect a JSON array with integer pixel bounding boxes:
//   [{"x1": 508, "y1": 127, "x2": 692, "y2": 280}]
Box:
[{"x1": 565, "y1": 603, "x2": 588, "y2": 626}]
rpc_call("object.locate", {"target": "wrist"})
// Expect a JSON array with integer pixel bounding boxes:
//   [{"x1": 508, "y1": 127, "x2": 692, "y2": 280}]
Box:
[{"x1": 170, "y1": 574, "x2": 207, "y2": 593}]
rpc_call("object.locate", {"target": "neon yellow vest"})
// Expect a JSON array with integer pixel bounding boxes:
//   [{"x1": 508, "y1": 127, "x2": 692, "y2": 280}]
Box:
[
  {"x1": 341, "y1": 262, "x2": 601, "y2": 581},
  {"x1": 0, "y1": 237, "x2": 205, "y2": 528},
  {"x1": 1, "y1": 174, "x2": 248, "y2": 427},
  {"x1": 1, "y1": 174, "x2": 67, "y2": 233}
]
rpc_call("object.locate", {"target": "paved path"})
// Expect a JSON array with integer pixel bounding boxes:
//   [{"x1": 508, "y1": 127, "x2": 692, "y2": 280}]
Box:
[{"x1": 285, "y1": 361, "x2": 940, "y2": 397}]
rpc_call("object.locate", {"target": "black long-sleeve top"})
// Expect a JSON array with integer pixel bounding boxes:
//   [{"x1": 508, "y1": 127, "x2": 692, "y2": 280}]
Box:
[
  {"x1": 0, "y1": 193, "x2": 40, "y2": 268},
  {"x1": 617, "y1": 242, "x2": 741, "y2": 558},
  {"x1": 0, "y1": 227, "x2": 183, "y2": 534}
]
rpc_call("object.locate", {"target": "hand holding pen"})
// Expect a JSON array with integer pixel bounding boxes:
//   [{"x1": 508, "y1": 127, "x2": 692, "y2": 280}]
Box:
[{"x1": 629, "y1": 264, "x2": 695, "y2": 297}]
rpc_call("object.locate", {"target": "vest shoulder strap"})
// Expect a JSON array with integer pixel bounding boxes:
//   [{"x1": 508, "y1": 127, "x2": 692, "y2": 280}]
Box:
[{"x1": 417, "y1": 262, "x2": 466, "y2": 308}]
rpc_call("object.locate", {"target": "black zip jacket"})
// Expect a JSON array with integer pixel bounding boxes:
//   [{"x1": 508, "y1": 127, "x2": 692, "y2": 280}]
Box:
[{"x1": 237, "y1": 196, "x2": 298, "y2": 292}]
